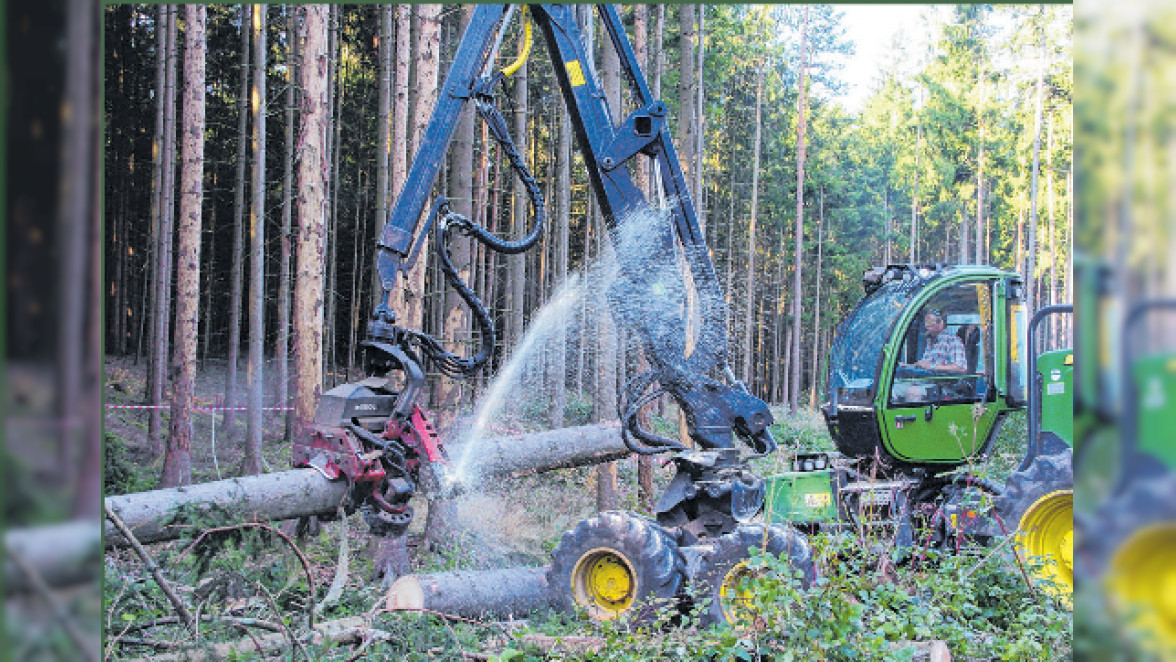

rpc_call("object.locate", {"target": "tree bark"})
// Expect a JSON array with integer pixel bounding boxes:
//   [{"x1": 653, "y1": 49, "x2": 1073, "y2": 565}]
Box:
[
  {"x1": 392, "y1": 4, "x2": 439, "y2": 334},
  {"x1": 225, "y1": 5, "x2": 250, "y2": 436},
  {"x1": 385, "y1": 567, "x2": 553, "y2": 619},
  {"x1": 142, "y1": 4, "x2": 168, "y2": 371},
  {"x1": 677, "y1": 4, "x2": 696, "y2": 195},
  {"x1": 809, "y1": 190, "x2": 824, "y2": 409},
  {"x1": 742, "y1": 68, "x2": 763, "y2": 387},
  {"x1": 548, "y1": 108, "x2": 572, "y2": 431},
  {"x1": 789, "y1": 6, "x2": 810, "y2": 415},
  {"x1": 436, "y1": 5, "x2": 476, "y2": 418},
  {"x1": 293, "y1": 4, "x2": 330, "y2": 431},
  {"x1": 631, "y1": 4, "x2": 654, "y2": 507},
  {"x1": 149, "y1": 5, "x2": 179, "y2": 457},
  {"x1": 595, "y1": 9, "x2": 621, "y2": 513},
  {"x1": 242, "y1": 3, "x2": 267, "y2": 477},
  {"x1": 1027, "y1": 21, "x2": 1045, "y2": 312},
  {"x1": 161, "y1": 4, "x2": 206, "y2": 488},
  {"x1": 277, "y1": 5, "x2": 297, "y2": 441}
]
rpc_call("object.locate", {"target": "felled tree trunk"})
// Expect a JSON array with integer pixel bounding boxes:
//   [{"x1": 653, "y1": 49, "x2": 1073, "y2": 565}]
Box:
[
  {"x1": 106, "y1": 423, "x2": 627, "y2": 547},
  {"x1": 104, "y1": 469, "x2": 350, "y2": 547},
  {"x1": 385, "y1": 566, "x2": 552, "y2": 619},
  {"x1": 5, "y1": 520, "x2": 101, "y2": 592},
  {"x1": 455, "y1": 422, "x2": 626, "y2": 481}
]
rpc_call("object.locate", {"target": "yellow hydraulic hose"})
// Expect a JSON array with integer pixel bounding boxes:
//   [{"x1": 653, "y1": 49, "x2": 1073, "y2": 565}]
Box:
[{"x1": 500, "y1": 6, "x2": 532, "y2": 78}]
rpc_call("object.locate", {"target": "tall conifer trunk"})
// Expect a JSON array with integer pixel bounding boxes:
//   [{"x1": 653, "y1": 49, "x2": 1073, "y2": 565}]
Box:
[
  {"x1": 162, "y1": 4, "x2": 206, "y2": 488},
  {"x1": 241, "y1": 4, "x2": 267, "y2": 476}
]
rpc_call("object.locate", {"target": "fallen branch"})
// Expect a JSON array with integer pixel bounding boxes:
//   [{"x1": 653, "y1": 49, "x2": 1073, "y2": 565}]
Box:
[
  {"x1": 103, "y1": 502, "x2": 197, "y2": 634},
  {"x1": 315, "y1": 504, "x2": 349, "y2": 616},
  {"x1": 121, "y1": 615, "x2": 388, "y2": 662},
  {"x1": 4, "y1": 540, "x2": 99, "y2": 662},
  {"x1": 177, "y1": 521, "x2": 317, "y2": 631}
]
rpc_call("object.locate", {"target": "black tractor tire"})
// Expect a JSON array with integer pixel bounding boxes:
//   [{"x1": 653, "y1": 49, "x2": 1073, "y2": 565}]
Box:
[
  {"x1": 547, "y1": 511, "x2": 685, "y2": 622},
  {"x1": 692, "y1": 523, "x2": 817, "y2": 628},
  {"x1": 997, "y1": 449, "x2": 1073, "y2": 598},
  {"x1": 998, "y1": 449, "x2": 1073, "y2": 526}
]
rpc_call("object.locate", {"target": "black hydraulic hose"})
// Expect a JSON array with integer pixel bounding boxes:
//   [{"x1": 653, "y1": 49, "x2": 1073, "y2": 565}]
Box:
[
  {"x1": 446, "y1": 77, "x2": 545, "y2": 255},
  {"x1": 402, "y1": 204, "x2": 498, "y2": 377},
  {"x1": 396, "y1": 78, "x2": 548, "y2": 379},
  {"x1": 617, "y1": 371, "x2": 687, "y2": 454}
]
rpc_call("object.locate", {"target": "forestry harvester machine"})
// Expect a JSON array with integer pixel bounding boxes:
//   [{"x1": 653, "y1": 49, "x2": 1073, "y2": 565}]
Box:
[{"x1": 292, "y1": 5, "x2": 1074, "y2": 626}]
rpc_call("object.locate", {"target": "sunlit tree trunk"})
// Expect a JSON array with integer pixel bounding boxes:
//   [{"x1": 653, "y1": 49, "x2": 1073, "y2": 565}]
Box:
[
  {"x1": 149, "y1": 4, "x2": 178, "y2": 456},
  {"x1": 225, "y1": 5, "x2": 249, "y2": 436},
  {"x1": 789, "y1": 6, "x2": 809, "y2": 415},
  {"x1": 241, "y1": 3, "x2": 267, "y2": 476},
  {"x1": 293, "y1": 3, "x2": 329, "y2": 435},
  {"x1": 809, "y1": 190, "x2": 824, "y2": 409},
  {"x1": 742, "y1": 68, "x2": 763, "y2": 387}
]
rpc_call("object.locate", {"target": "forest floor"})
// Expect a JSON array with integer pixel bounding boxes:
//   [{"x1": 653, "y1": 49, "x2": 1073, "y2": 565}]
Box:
[{"x1": 100, "y1": 356, "x2": 1071, "y2": 661}]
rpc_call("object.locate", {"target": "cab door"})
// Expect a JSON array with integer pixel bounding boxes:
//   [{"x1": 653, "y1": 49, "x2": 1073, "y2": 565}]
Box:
[{"x1": 881, "y1": 279, "x2": 1002, "y2": 463}]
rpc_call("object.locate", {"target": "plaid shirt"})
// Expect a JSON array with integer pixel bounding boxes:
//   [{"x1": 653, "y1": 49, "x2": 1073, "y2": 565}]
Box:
[{"x1": 921, "y1": 332, "x2": 967, "y2": 371}]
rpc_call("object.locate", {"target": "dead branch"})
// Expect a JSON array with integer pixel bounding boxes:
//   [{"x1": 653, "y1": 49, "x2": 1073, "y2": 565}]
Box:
[
  {"x1": 177, "y1": 520, "x2": 317, "y2": 630},
  {"x1": 103, "y1": 501, "x2": 197, "y2": 634},
  {"x1": 4, "y1": 541, "x2": 99, "y2": 662}
]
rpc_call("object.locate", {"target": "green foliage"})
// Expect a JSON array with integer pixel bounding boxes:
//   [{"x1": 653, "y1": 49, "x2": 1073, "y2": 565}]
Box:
[{"x1": 103, "y1": 432, "x2": 158, "y2": 496}]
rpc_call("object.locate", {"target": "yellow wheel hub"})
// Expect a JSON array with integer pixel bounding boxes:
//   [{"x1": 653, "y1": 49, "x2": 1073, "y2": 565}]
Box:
[
  {"x1": 1107, "y1": 524, "x2": 1176, "y2": 654},
  {"x1": 718, "y1": 560, "x2": 760, "y2": 627},
  {"x1": 1016, "y1": 489, "x2": 1073, "y2": 600},
  {"x1": 571, "y1": 548, "x2": 636, "y2": 620}
]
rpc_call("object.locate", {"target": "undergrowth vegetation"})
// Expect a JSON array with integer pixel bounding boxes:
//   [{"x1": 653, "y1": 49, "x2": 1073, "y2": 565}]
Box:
[{"x1": 104, "y1": 403, "x2": 1068, "y2": 660}]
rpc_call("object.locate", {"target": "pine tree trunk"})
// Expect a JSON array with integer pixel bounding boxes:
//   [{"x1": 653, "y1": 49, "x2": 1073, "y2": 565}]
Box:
[
  {"x1": 1027, "y1": 30, "x2": 1045, "y2": 312},
  {"x1": 677, "y1": 4, "x2": 696, "y2": 195},
  {"x1": 225, "y1": 5, "x2": 250, "y2": 436},
  {"x1": 789, "y1": 7, "x2": 809, "y2": 415},
  {"x1": 742, "y1": 68, "x2": 763, "y2": 387},
  {"x1": 149, "y1": 5, "x2": 179, "y2": 457},
  {"x1": 375, "y1": 4, "x2": 393, "y2": 261},
  {"x1": 595, "y1": 6, "x2": 620, "y2": 514},
  {"x1": 975, "y1": 106, "x2": 985, "y2": 265},
  {"x1": 242, "y1": 3, "x2": 267, "y2": 477},
  {"x1": 548, "y1": 106, "x2": 572, "y2": 430},
  {"x1": 694, "y1": 5, "x2": 706, "y2": 213},
  {"x1": 323, "y1": 6, "x2": 341, "y2": 385},
  {"x1": 161, "y1": 5, "x2": 206, "y2": 489},
  {"x1": 436, "y1": 6, "x2": 475, "y2": 418},
  {"x1": 631, "y1": 4, "x2": 654, "y2": 507},
  {"x1": 507, "y1": 58, "x2": 528, "y2": 350},
  {"x1": 809, "y1": 190, "x2": 824, "y2": 409},
  {"x1": 911, "y1": 104, "x2": 921, "y2": 263},
  {"x1": 293, "y1": 4, "x2": 330, "y2": 431},
  {"x1": 57, "y1": 0, "x2": 97, "y2": 508},
  {"x1": 1047, "y1": 114, "x2": 1057, "y2": 347},
  {"x1": 143, "y1": 4, "x2": 168, "y2": 372},
  {"x1": 277, "y1": 5, "x2": 297, "y2": 441},
  {"x1": 393, "y1": 4, "x2": 439, "y2": 333}
]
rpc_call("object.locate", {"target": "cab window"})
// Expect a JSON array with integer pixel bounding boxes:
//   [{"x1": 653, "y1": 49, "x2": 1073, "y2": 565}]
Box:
[{"x1": 890, "y1": 281, "x2": 994, "y2": 406}]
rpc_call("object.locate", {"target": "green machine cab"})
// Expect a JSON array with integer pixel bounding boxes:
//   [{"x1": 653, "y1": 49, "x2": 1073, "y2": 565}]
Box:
[{"x1": 761, "y1": 264, "x2": 1074, "y2": 599}]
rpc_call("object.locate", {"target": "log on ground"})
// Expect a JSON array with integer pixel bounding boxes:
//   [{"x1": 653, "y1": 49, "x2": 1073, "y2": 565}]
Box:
[
  {"x1": 104, "y1": 469, "x2": 349, "y2": 547},
  {"x1": 5, "y1": 520, "x2": 102, "y2": 592},
  {"x1": 385, "y1": 566, "x2": 553, "y2": 619},
  {"x1": 104, "y1": 423, "x2": 626, "y2": 548},
  {"x1": 450, "y1": 422, "x2": 628, "y2": 480}
]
